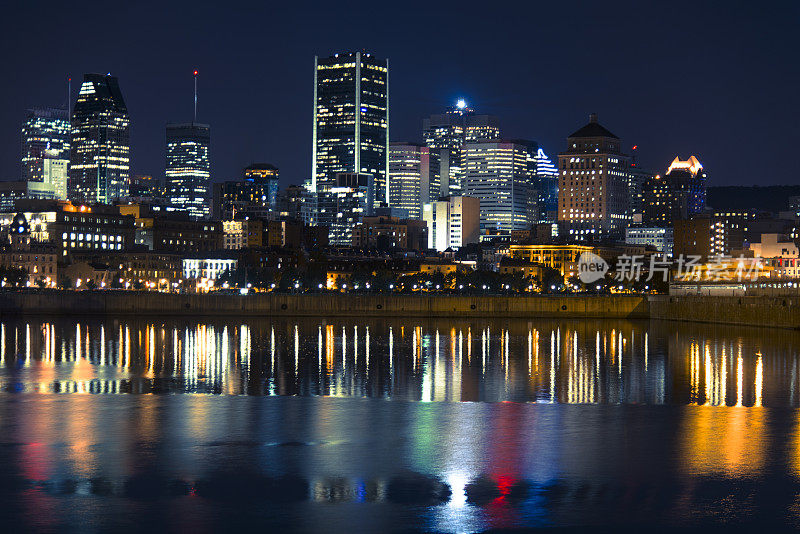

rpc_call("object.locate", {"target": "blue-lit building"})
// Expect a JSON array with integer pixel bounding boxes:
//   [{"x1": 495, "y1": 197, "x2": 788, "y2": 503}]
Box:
[
  {"x1": 532, "y1": 147, "x2": 559, "y2": 223},
  {"x1": 211, "y1": 163, "x2": 279, "y2": 220},
  {"x1": 165, "y1": 122, "x2": 211, "y2": 219}
]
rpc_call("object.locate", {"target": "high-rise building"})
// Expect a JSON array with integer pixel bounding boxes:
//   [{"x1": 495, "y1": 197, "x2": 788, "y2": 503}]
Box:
[
  {"x1": 664, "y1": 156, "x2": 707, "y2": 215},
  {"x1": 642, "y1": 156, "x2": 707, "y2": 227},
  {"x1": 69, "y1": 74, "x2": 130, "y2": 204},
  {"x1": 463, "y1": 139, "x2": 537, "y2": 233},
  {"x1": 423, "y1": 195, "x2": 480, "y2": 252},
  {"x1": 328, "y1": 173, "x2": 374, "y2": 246},
  {"x1": 21, "y1": 108, "x2": 71, "y2": 200},
  {"x1": 388, "y1": 143, "x2": 441, "y2": 220},
  {"x1": 211, "y1": 163, "x2": 279, "y2": 220},
  {"x1": 557, "y1": 114, "x2": 630, "y2": 240},
  {"x1": 422, "y1": 101, "x2": 500, "y2": 196},
  {"x1": 165, "y1": 122, "x2": 211, "y2": 219},
  {"x1": 312, "y1": 51, "x2": 389, "y2": 223},
  {"x1": 244, "y1": 163, "x2": 279, "y2": 209},
  {"x1": 532, "y1": 147, "x2": 559, "y2": 223}
]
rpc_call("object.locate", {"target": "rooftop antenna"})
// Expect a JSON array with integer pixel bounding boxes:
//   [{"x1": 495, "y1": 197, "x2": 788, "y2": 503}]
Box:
[
  {"x1": 193, "y1": 70, "x2": 198, "y2": 122},
  {"x1": 67, "y1": 77, "x2": 72, "y2": 116}
]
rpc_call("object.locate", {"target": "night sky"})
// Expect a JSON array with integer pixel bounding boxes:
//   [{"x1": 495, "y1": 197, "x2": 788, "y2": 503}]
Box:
[{"x1": 1, "y1": 0, "x2": 798, "y2": 188}]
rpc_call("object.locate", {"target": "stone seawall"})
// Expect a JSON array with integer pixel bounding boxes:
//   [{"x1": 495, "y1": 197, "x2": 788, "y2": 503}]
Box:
[
  {"x1": 0, "y1": 291, "x2": 649, "y2": 319},
  {"x1": 2, "y1": 292, "x2": 796, "y2": 328},
  {"x1": 649, "y1": 295, "x2": 800, "y2": 329}
]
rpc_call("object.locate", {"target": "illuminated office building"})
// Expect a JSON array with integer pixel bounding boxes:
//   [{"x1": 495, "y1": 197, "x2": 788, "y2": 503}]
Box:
[
  {"x1": 244, "y1": 163, "x2": 280, "y2": 209},
  {"x1": 463, "y1": 139, "x2": 537, "y2": 233},
  {"x1": 69, "y1": 74, "x2": 130, "y2": 203},
  {"x1": 211, "y1": 163, "x2": 279, "y2": 220},
  {"x1": 642, "y1": 156, "x2": 707, "y2": 227},
  {"x1": 532, "y1": 147, "x2": 559, "y2": 223},
  {"x1": 165, "y1": 122, "x2": 211, "y2": 219},
  {"x1": 328, "y1": 173, "x2": 374, "y2": 246},
  {"x1": 312, "y1": 51, "x2": 388, "y2": 224},
  {"x1": 388, "y1": 143, "x2": 440, "y2": 220},
  {"x1": 423, "y1": 101, "x2": 500, "y2": 196},
  {"x1": 423, "y1": 195, "x2": 480, "y2": 252},
  {"x1": 21, "y1": 108, "x2": 71, "y2": 200},
  {"x1": 664, "y1": 155, "x2": 707, "y2": 215},
  {"x1": 557, "y1": 114, "x2": 630, "y2": 240}
]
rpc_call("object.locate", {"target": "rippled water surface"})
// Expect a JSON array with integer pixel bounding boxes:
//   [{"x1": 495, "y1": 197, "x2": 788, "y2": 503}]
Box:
[{"x1": 2, "y1": 317, "x2": 800, "y2": 532}]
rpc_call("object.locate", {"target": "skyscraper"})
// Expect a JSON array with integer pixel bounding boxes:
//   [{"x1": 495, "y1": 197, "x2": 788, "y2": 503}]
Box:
[
  {"x1": 422, "y1": 101, "x2": 500, "y2": 196},
  {"x1": 211, "y1": 163, "x2": 278, "y2": 220},
  {"x1": 244, "y1": 163, "x2": 280, "y2": 210},
  {"x1": 388, "y1": 143, "x2": 440, "y2": 220},
  {"x1": 557, "y1": 114, "x2": 629, "y2": 240},
  {"x1": 69, "y1": 74, "x2": 130, "y2": 203},
  {"x1": 328, "y1": 173, "x2": 374, "y2": 246},
  {"x1": 463, "y1": 139, "x2": 537, "y2": 233},
  {"x1": 532, "y1": 147, "x2": 559, "y2": 223},
  {"x1": 165, "y1": 123, "x2": 211, "y2": 219},
  {"x1": 312, "y1": 51, "x2": 389, "y2": 224},
  {"x1": 21, "y1": 107, "x2": 71, "y2": 199},
  {"x1": 641, "y1": 156, "x2": 707, "y2": 227}
]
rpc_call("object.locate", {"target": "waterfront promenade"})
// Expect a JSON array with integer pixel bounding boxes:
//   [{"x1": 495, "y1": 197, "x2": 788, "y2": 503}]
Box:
[{"x1": 1, "y1": 290, "x2": 799, "y2": 328}]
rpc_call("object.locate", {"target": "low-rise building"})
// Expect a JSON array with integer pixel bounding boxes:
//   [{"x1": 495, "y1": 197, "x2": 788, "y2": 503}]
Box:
[
  {"x1": 498, "y1": 257, "x2": 543, "y2": 279},
  {"x1": 351, "y1": 216, "x2": 428, "y2": 250},
  {"x1": 509, "y1": 244, "x2": 595, "y2": 278},
  {"x1": 1, "y1": 200, "x2": 134, "y2": 257},
  {"x1": 625, "y1": 227, "x2": 674, "y2": 256}
]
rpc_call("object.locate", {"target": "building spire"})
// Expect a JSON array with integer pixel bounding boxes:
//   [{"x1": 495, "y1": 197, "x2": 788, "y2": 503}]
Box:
[{"x1": 193, "y1": 70, "x2": 198, "y2": 122}]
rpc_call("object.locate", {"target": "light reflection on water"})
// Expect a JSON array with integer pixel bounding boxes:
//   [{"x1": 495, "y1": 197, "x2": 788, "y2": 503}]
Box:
[
  {"x1": 3, "y1": 318, "x2": 800, "y2": 530},
  {"x1": 0, "y1": 317, "x2": 798, "y2": 406}
]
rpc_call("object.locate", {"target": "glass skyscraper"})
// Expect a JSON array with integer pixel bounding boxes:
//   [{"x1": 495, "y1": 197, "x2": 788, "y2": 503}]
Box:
[
  {"x1": 423, "y1": 103, "x2": 500, "y2": 196},
  {"x1": 69, "y1": 74, "x2": 130, "y2": 204},
  {"x1": 463, "y1": 139, "x2": 538, "y2": 233},
  {"x1": 312, "y1": 51, "x2": 388, "y2": 226},
  {"x1": 388, "y1": 143, "x2": 440, "y2": 220},
  {"x1": 532, "y1": 147, "x2": 559, "y2": 223},
  {"x1": 165, "y1": 123, "x2": 211, "y2": 220},
  {"x1": 21, "y1": 107, "x2": 71, "y2": 194}
]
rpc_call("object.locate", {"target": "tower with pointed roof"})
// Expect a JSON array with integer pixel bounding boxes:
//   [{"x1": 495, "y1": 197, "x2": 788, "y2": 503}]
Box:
[
  {"x1": 68, "y1": 74, "x2": 130, "y2": 204},
  {"x1": 557, "y1": 113, "x2": 630, "y2": 240}
]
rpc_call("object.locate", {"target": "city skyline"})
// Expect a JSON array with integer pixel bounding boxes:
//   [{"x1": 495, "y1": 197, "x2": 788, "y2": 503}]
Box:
[{"x1": 0, "y1": 1, "x2": 797, "y2": 190}]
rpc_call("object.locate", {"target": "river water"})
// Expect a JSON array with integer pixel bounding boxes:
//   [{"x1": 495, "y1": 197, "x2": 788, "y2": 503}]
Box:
[{"x1": 1, "y1": 317, "x2": 800, "y2": 532}]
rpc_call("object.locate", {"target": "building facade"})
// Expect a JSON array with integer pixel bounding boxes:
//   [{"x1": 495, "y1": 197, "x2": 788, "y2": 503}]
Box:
[
  {"x1": 422, "y1": 196, "x2": 480, "y2": 252},
  {"x1": 351, "y1": 215, "x2": 428, "y2": 250},
  {"x1": 327, "y1": 173, "x2": 374, "y2": 246},
  {"x1": 165, "y1": 122, "x2": 211, "y2": 219},
  {"x1": 642, "y1": 156, "x2": 707, "y2": 226},
  {"x1": 625, "y1": 227, "x2": 674, "y2": 256},
  {"x1": 69, "y1": 74, "x2": 130, "y2": 203},
  {"x1": 312, "y1": 51, "x2": 389, "y2": 221},
  {"x1": 0, "y1": 201, "x2": 134, "y2": 258},
  {"x1": 557, "y1": 114, "x2": 629, "y2": 240},
  {"x1": 532, "y1": 147, "x2": 559, "y2": 223},
  {"x1": 388, "y1": 143, "x2": 441, "y2": 220},
  {"x1": 21, "y1": 107, "x2": 71, "y2": 199},
  {"x1": 463, "y1": 139, "x2": 537, "y2": 233},
  {"x1": 422, "y1": 103, "x2": 500, "y2": 196}
]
